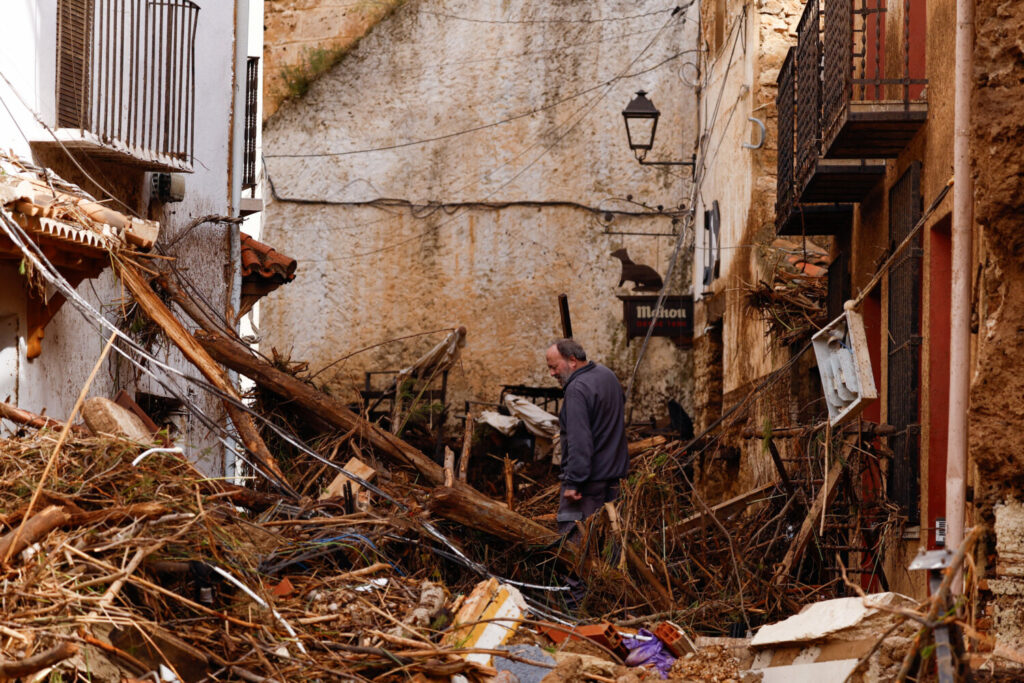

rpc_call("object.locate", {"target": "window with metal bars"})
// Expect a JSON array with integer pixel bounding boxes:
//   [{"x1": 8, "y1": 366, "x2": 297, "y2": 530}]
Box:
[
  {"x1": 887, "y1": 161, "x2": 922, "y2": 524},
  {"x1": 242, "y1": 56, "x2": 259, "y2": 191},
  {"x1": 54, "y1": 0, "x2": 199, "y2": 163}
]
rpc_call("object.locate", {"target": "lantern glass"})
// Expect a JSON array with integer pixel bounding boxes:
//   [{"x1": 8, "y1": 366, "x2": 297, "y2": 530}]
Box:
[
  {"x1": 622, "y1": 90, "x2": 661, "y2": 153},
  {"x1": 625, "y1": 116, "x2": 657, "y2": 152}
]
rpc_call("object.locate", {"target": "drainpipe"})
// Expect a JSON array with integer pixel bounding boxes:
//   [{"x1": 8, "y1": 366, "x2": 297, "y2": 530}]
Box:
[{"x1": 945, "y1": 0, "x2": 973, "y2": 564}]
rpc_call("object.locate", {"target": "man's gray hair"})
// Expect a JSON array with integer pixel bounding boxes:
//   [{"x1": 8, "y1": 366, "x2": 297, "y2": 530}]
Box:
[{"x1": 552, "y1": 338, "x2": 587, "y2": 361}]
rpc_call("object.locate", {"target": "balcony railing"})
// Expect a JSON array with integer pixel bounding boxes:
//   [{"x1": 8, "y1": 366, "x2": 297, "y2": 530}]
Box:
[
  {"x1": 776, "y1": 48, "x2": 796, "y2": 228},
  {"x1": 776, "y1": 47, "x2": 854, "y2": 236},
  {"x1": 821, "y1": 0, "x2": 927, "y2": 158},
  {"x1": 55, "y1": 0, "x2": 199, "y2": 171},
  {"x1": 794, "y1": 0, "x2": 820, "y2": 193},
  {"x1": 792, "y1": 0, "x2": 884, "y2": 206}
]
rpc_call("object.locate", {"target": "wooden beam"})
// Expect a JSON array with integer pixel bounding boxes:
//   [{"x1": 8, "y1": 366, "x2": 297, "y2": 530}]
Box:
[
  {"x1": 772, "y1": 436, "x2": 855, "y2": 585},
  {"x1": 426, "y1": 486, "x2": 574, "y2": 560},
  {"x1": 115, "y1": 262, "x2": 290, "y2": 488},
  {"x1": 765, "y1": 438, "x2": 798, "y2": 501},
  {"x1": 666, "y1": 482, "x2": 777, "y2": 539},
  {"x1": 458, "y1": 409, "x2": 472, "y2": 482},
  {"x1": 195, "y1": 328, "x2": 450, "y2": 487},
  {"x1": 628, "y1": 435, "x2": 669, "y2": 456}
]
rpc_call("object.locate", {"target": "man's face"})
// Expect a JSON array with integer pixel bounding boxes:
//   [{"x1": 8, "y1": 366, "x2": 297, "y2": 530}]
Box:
[{"x1": 546, "y1": 346, "x2": 577, "y2": 387}]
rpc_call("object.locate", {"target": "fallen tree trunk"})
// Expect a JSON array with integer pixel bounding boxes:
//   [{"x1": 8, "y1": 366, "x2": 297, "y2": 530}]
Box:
[
  {"x1": 194, "y1": 329, "x2": 591, "y2": 566},
  {"x1": 427, "y1": 486, "x2": 561, "y2": 547},
  {"x1": 0, "y1": 505, "x2": 70, "y2": 563},
  {"x1": 0, "y1": 401, "x2": 91, "y2": 436},
  {"x1": 196, "y1": 329, "x2": 448, "y2": 487},
  {"x1": 116, "y1": 262, "x2": 290, "y2": 488}
]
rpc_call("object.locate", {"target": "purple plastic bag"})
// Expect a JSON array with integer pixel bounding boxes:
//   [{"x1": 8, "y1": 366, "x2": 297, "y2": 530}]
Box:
[{"x1": 623, "y1": 628, "x2": 676, "y2": 679}]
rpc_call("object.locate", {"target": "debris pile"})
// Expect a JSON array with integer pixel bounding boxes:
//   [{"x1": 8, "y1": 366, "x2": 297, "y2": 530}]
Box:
[
  {"x1": 0, "y1": 433, "x2": 511, "y2": 681},
  {"x1": 746, "y1": 239, "x2": 831, "y2": 346}
]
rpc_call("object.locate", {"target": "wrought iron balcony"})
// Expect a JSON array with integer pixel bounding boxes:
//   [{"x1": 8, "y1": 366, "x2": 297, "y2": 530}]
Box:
[
  {"x1": 821, "y1": 0, "x2": 927, "y2": 158},
  {"x1": 791, "y1": 0, "x2": 884, "y2": 209},
  {"x1": 43, "y1": 0, "x2": 199, "y2": 172},
  {"x1": 776, "y1": 41, "x2": 854, "y2": 235}
]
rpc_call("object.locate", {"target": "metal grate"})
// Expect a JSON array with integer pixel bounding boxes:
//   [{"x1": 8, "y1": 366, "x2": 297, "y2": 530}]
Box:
[
  {"x1": 242, "y1": 56, "x2": 259, "y2": 190},
  {"x1": 55, "y1": 0, "x2": 199, "y2": 164},
  {"x1": 887, "y1": 161, "x2": 922, "y2": 523},
  {"x1": 822, "y1": 0, "x2": 853, "y2": 139},
  {"x1": 776, "y1": 48, "x2": 796, "y2": 226},
  {"x1": 795, "y1": 0, "x2": 821, "y2": 194}
]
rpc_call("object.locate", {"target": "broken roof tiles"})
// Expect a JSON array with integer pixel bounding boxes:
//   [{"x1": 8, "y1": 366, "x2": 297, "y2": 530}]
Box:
[
  {"x1": 240, "y1": 230, "x2": 297, "y2": 284},
  {"x1": 0, "y1": 153, "x2": 159, "y2": 250}
]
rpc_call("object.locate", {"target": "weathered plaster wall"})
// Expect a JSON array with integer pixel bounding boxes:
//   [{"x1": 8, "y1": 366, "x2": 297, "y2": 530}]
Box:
[
  {"x1": 262, "y1": 0, "x2": 699, "y2": 420},
  {"x1": 971, "y1": 0, "x2": 1024, "y2": 652},
  {"x1": 263, "y1": 0, "x2": 404, "y2": 120}
]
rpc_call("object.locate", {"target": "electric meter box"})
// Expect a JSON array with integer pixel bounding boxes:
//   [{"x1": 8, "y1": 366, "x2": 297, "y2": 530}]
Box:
[{"x1": 812, "y1": 304, "x2": 878, "y2": 426}]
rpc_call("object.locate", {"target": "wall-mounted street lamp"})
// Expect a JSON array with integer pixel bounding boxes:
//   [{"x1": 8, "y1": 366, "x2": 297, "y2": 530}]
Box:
[{"x1": 622, "y1": 91, "x2": 695, "y2": 170}]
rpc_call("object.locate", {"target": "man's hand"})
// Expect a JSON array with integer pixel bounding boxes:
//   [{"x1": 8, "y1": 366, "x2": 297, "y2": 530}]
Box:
[{"x1": 563, "y1": 488, "x2": 582, "y2": 501}]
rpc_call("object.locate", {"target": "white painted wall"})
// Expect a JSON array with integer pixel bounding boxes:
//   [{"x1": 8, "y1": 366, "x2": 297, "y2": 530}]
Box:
[{"x1": 0, "y1": 1, "x2": 251, "y2": 476}]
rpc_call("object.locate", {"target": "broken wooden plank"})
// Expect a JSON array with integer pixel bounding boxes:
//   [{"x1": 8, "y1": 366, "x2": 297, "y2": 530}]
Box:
[
  {"x1": 82, "y1": 397, "x2": 154, "y2": 443},
  {"x1": 116, "y1": 262, "x2": 289, "y2": 487},
  {"x1": 627, "y1": 435, "x2": 668, "y2": 456},
  {"x1": 772, "y1": 436, "x2": 855, "y2": 585},
  {"x1": 444, "y1": 447, "x2": 456, "y2": 487},
  {"x1": 503, "y1": 456, "x2": 515, "y2": 509},
  {"x1": 666, "y1": 482, "x2": 777, "y2": 539},
  {"x1": 0, "y1": 400, "x2": 90, "y2": 435},
  {"x1": 320, "y1": 457, "x2": 376, "y2": 500},
  {"x1": 765, "y1": 437, "x2": 798, "y2": 501},
  {"x1": 458, "y1": 409, "x2": 472, "y2": 482}
]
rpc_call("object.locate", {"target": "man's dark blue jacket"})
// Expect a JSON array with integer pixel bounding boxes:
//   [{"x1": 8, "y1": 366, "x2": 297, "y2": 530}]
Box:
[{"x1": 558, "y1": 362, "x2": 629, "y2": 487}]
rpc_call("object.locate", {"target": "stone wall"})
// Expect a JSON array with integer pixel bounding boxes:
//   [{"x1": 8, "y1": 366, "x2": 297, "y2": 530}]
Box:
[
  {"x1": 971, "y1": 0, "x2": 1024, "y2": 653},
  {"x1": 261, "y1": 0, "x2": 700, "y2": 421}
]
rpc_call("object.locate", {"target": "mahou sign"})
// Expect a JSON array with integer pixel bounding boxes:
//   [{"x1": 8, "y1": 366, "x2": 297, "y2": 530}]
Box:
[{"x1": 617, "y1": 295, "x2": 694, "y2": 344}]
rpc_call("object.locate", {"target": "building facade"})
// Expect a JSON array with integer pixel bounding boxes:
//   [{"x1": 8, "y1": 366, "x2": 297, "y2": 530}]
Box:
[
  {"x1": 692, "y1": 0, "x2": 1024, "y2": 650},
  {"x1": 0, "y1": 0, "x2": 260, "y2": 475},
  {"x1": 260, "y1": 0, "x2": 700, "y2": 423}
]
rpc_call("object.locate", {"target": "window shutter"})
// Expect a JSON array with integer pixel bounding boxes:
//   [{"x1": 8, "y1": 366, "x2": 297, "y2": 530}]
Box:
[{"x1": 56, "y1": 0, "x2": 94, "y2": 130}]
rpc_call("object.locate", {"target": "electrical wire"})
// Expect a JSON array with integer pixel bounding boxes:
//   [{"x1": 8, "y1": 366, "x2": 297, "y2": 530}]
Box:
[
  {"x1": 363, "y1": 23, "x2": 694, "y2": 78},
  {"x1": 415, "y1": 6, "x2": 683, "y2": 25},
  {"x1": 264, "y1": 48, "x2": 694, "y2": 160},
  {"x1": 286, "y1": 2, "x2": 695, "y2": 262}
]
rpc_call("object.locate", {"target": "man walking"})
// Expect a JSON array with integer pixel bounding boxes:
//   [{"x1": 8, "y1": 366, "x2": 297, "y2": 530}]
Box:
[{"x1": 545, "y1": 339, "x2": 629, "y2": 536}]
